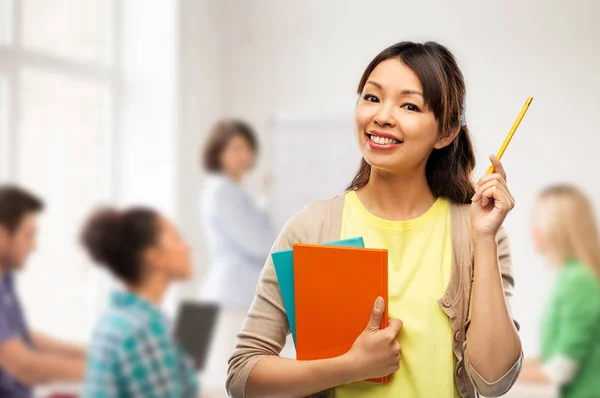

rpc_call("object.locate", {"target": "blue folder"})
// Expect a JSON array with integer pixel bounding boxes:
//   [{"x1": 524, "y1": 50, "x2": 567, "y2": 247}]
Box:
[{"x1": 271, "y1": 236, "x2": 365, "y2": 346}]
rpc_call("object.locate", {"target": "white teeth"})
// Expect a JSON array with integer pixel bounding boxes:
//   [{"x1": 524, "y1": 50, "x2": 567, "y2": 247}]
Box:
[{"x1": 369, "y1": 134, "x2": 399, "y2": 145}]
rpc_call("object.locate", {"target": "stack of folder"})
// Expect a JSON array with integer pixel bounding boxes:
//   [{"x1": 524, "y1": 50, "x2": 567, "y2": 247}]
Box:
[{"x1": 272, "y1": 237, "x2": 389, "y2": 383}]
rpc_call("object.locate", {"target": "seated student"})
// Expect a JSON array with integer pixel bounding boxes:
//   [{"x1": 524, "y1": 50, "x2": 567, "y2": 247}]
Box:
[
  {"x1": 520, "y1": 185, "x2": 600, "y2": 398},
  {"x1": 81, "y1": 207, "x2": 198, "y2": 398},
  {"x1": 0, "y1": 185, "x2": 86, "y2": 398}
]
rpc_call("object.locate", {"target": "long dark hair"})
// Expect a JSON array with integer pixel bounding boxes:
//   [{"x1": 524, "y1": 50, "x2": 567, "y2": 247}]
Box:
[{"x1": 347, "y1": 41, "x2": 476, "y2": 204}]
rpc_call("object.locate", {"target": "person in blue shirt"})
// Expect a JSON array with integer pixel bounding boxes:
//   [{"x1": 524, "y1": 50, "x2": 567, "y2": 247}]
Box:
[
  {"x1": 0, "y1": 185, "x2": 86, "y2": 398},
  {"x1": 199, "y1": 120, "x2": 277, "y2": 391},
  {"x1": 200, "y1": 119, "x2": 274, "y2": 310},
  {"x1": 81, "y1": 206, "x2": 198, "y2": 398}
]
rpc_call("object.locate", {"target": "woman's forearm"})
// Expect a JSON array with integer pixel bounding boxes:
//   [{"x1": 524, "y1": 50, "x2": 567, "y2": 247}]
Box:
[
  {"x1": 245, "y1": 354, "x2": 358, "y2": 398},
  {"x1": 467, "y1": 237, "x2": 522, "y2": 381}
]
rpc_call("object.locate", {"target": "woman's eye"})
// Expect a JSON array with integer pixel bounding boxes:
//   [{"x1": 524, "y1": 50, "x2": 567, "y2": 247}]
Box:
[
  {"x1": 402, "y1": 103, "x2": 420, "y2": 112},
  {"x1": 363, "y1": 94, "x2": 379, "y2": 103}
]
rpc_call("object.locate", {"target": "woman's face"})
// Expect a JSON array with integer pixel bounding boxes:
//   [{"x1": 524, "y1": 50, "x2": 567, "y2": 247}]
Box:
[
  {"x1": 220, "y1": 133, "x2": 256, "y2": 180},
  {"x1": 147, "y1": 217, "x2": 193, "y2": 281},
  {"x1": 354, "y1": 59, "x2": 452, "y2": 175}
]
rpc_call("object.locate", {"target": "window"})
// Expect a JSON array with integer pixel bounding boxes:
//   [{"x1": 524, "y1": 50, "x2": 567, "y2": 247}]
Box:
[
  {"x1": 0, "y1": 75, "x2": 8, "y2": 181},
  {"x1": 0, "y1": 1, "x2": 116, "y2": 342},
  {"x1": 16, "y1": 69, "x2": 110, "y2": 338},
  {"x1": 20, "y1": 0, "x2": 107, "y2": 63},
  {"x1": 0, "y1": 0, "x2": 12, "y2": 45}
]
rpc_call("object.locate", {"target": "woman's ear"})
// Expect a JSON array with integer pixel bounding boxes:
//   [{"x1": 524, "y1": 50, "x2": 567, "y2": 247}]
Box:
[
  {"x1": 143, "y1": 247, "x2": 165, "y2": 272},
  {"x1": 434, "y1": 125, "x2": 461, "y2": 150}
]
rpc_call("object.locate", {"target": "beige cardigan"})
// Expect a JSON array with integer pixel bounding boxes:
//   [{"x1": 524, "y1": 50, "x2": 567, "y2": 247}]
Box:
[{"x1": 226, "y1": 195, "x2": 523, "y2": 398}]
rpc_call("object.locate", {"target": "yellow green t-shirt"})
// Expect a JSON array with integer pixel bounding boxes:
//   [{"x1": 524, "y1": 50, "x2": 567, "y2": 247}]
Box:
[{"x1": 334, "y1": 191, "x2": 460, "y2": 398}]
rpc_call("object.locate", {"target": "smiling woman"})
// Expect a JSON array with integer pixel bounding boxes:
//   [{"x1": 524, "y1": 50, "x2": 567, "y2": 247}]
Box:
[
  {"x1": 226, "y1": 41, "x2": 522, "y2": 398},
  {"x1": 348, "y1": 43, "x2": 476, "y2": 206}
]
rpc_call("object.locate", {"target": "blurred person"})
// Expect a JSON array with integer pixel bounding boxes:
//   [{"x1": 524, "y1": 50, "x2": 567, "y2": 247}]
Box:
[
  {"x1": 520, "y1": 185, "x2": 600, "y2": 398},
  {"x1": 0, "y1": 185, "x2": 86, "y2": 398},
  {"x1": 200, "y1": 119, "x2": 274, "y2": 309},
  {"x1": 226, "y1": 41, "x2": 522, "y2": 398},
  {"x1": 81, "y1": 207, "x2": 199, "y2": 398},
  {"x1": 199, "y1": 120, "x2": 275, "y2": 388}
]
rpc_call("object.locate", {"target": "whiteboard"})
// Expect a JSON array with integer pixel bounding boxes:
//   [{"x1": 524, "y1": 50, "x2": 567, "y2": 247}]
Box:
[{"x1": 269, "y1": 112, "x2": 360, "y2": 230}]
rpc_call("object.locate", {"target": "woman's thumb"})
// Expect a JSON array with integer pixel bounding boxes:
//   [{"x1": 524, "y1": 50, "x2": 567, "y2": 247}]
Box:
[{"x1": 366, "y1": 296, "x2": 385, "y2": 331}]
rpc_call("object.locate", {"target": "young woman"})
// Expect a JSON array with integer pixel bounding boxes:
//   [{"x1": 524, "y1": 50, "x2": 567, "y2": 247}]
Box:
[
  {"x1": 81, "y1": 207, "x2": 198, "y2": 398},
  {"x1": 520, "y1": 185, "x2": 600, "y2": 398},
  {"x1": 226, "y1": 41, "x2": 523, "y2": 398}
]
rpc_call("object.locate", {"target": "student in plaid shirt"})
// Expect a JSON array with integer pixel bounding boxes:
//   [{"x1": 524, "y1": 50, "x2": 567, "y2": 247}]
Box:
[{"x1": 80, "y1": 207, "x2": 199, "y2": 398}]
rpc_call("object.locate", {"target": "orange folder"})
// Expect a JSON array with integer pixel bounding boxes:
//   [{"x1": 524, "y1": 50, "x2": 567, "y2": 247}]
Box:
[{"x1": 293, "y1": 244, "x2": 389, "y2": 383}]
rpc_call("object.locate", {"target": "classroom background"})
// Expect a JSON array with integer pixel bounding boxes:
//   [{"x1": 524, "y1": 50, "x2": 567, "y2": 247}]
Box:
[{"x1": 0, "y1": 0, "x2": 599, "y2": 397}]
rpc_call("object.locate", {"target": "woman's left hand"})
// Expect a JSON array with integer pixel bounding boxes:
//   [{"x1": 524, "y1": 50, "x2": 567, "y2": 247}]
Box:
[{"x1": 470, "y1": 155, "x2": 515, "y2": 240}]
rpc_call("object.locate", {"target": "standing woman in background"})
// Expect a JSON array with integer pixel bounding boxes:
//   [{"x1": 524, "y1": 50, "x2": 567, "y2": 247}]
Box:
[
  {"x1": 227, "y1": 41, "x2": 522, "y2": 398},
  {"x1": 199, "y1": 120, "x2": 275, "y2": 388},
  {"x1": 520, "y1": 185, "x2": 600, "y2": 398}
]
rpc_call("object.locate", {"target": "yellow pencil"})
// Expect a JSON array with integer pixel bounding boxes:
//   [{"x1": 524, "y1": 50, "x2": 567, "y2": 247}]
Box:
[{"x1": 487, "y1": 96, "x2": 533, "y2": 174}]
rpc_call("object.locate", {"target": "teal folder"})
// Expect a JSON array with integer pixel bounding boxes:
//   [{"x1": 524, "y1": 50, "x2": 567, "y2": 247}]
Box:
[{"x1": 271, "y1": 236, "x2": 365, "y2": 346}]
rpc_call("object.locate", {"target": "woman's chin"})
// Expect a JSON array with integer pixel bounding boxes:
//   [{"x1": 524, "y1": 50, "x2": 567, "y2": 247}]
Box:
[{"x1": 362, "y1": 155, "x2": 403, "y2": 173}]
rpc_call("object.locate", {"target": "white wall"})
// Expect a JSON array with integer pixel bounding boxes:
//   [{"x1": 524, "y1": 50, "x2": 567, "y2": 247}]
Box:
[
  {"x1": 219, "y1": 0, "x2": 600, "y2": 356},
  {"x1": 118, "y1": 0, "x2": 227, "y2": 314},
  {"x1": 173, "y1": 0, "x2": 224, "y2": 309},
  {"x1": 118, "y1": 1, "x2": 178, "y2": 216},
  {"x1": 113, "y1": 1, "x2": 182, "y2": 316}
]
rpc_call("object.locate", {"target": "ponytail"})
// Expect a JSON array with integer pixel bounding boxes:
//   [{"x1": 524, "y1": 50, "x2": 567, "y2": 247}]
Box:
[
  {"x1": 346, "y1": 158, "x2": 371, "y2": 193},
  {"x1": 426, "y1": 126, "x2": 476, "y2": 204},
  {"x1": 81, "y1": 207, "x2": 160, "y2": 285}
]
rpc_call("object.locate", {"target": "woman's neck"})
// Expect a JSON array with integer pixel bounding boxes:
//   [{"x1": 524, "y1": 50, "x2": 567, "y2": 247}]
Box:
[
  {"x1": 224, "y1": 170, "x2": 243, "y2": 184},
  {"x1": 356, "y1": 167, "x2": 436, "y2": 221},
  {"x1": 544, "y1": 249, "x2": 569, "y2": 269},
  {"x1": 129, "y1": 274, "x2": 169, "y2": 306}
]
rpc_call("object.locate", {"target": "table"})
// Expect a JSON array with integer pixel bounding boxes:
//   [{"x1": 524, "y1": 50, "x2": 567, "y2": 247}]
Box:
[
  {"x1": 505, "y1": 383, "x2": 557, "y2": 398},
  {"x1": 35, "y1": 380, "x2": 558, "y2": 398}
]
